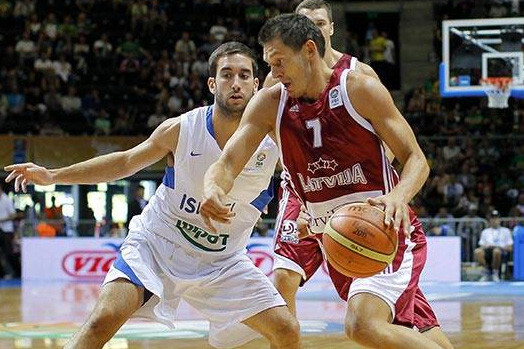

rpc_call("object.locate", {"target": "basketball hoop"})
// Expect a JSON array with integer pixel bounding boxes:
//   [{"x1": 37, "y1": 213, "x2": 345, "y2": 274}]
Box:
[{"x1": 480, "y1": 77, "x2": 513, "y2": 109}]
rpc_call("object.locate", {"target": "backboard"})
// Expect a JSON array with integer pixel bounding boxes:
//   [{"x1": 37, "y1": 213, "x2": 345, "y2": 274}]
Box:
[{"x1": 441, "y1": 17, "x2": 524, "y2": 98}]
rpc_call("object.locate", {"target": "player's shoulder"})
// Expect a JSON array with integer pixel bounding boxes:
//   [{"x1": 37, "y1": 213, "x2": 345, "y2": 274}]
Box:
[
  {"x1": 355, "y1": 61, "x2": 380, "y2": 80},
  {"x1": 346, "y1": 69, "x2": 382, "y2": 95}
]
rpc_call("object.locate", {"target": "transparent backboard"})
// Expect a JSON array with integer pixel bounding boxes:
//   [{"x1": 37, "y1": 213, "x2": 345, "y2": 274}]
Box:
[{"x1": 441, "y1": 17, "x2": 524, "y2": 98}]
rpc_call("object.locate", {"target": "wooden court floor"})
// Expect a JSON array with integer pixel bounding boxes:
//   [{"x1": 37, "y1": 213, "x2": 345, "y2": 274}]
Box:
[{"x1": 1, "y1": 283, "x2": 524, "y2": 349}]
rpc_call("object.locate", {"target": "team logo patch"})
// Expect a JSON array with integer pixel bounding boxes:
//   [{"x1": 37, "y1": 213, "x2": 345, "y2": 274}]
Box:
[{"x1": 329, "y1": 86, "x2": 342, "y2": 109}]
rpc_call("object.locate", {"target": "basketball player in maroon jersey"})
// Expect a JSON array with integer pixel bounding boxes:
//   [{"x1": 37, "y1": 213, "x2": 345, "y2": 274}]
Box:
[
  {"x1": 264, "y1": 0, "x2": 396, "y2": 319},
  {"x1": 201, "y1": 14, "x2": 453, "y2": 349}
]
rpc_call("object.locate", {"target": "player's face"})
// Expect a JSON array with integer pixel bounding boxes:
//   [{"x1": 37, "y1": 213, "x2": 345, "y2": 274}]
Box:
[
  {"x1": 263, "y1": 38, "x2": 311, "y2": 98},
  {"x1": 209, "y1": 53, "x2": 259, "y2": 115},
  {"x1": 297, "y1": 7, "x2": 334, "y2": 49}
]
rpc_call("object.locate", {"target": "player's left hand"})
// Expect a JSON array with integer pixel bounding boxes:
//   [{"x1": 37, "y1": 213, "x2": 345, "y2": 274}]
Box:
[{"x1": 367, "y1": 194, "x2": 412, "y2": 238}]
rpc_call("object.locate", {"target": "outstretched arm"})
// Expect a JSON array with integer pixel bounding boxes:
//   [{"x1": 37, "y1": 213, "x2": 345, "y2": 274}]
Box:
[
  {"x1": 4, "y1": 118, "x2": 180, "y2": 192},
  {"x1": 348, "y1": 73, "x2": 429, "y2": 236},
  {"x1": 201, "y1": 87, "x2": 279, "y2": 231}
]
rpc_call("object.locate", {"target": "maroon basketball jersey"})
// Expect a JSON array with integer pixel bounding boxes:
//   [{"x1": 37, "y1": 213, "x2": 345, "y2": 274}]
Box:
[{"x1": 276, "y1": 64, "x2": 399, "y2": 234}]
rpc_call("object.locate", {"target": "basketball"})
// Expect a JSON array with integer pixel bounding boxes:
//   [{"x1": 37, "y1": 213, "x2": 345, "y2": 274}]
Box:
[{"x1": 323, "y1": 203, "x2": 398, "y2": 278}]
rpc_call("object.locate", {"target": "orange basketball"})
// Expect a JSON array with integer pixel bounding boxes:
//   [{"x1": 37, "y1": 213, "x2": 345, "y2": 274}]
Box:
[{"x1": 323, "y1": 202, "x2": 398, "y2": 278}]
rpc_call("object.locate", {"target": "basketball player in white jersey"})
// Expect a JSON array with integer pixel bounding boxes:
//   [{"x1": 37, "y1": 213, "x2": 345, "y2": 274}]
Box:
[
  {"x1": 4, "y1": 42, "x2": 300, "y2": 349},
  {"x1": 201, "y1": 15, "x2": 453, "y2": 349}
]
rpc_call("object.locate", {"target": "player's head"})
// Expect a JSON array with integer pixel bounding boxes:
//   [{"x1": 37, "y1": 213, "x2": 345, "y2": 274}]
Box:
[
  {"x1": 259, "y1": 13, "x2": 325, "y2": 98},
  {"x1": 208, "y1": 41, "x2": 259, "y2": 116},
  {"x1": 295, "y1": 0, "x2": 334, "y2": 50}
]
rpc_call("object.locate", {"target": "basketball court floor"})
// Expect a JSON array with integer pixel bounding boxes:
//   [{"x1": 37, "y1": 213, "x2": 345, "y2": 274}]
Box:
[{"x1": 1, "y1": 279, "x2": 523, "y2": 349}]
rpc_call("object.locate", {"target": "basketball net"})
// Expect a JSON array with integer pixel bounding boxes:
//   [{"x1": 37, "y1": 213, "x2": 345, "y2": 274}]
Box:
[{"x1": 480, "y1": 77, "x2": 513, "y2": 109}]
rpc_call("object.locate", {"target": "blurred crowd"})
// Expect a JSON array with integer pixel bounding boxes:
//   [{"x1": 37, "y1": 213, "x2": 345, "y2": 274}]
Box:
[{"x1": 0, "y1": 0, "x2": 523, "y2": 224}]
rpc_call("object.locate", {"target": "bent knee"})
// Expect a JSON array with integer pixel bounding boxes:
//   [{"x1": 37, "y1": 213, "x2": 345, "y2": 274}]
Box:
[
  {"x1": 87, "y1": 307, "x2": 123, "y2": 334},
  {"x1": 345, "y1": 316, "x2": 383, "y2": 344},
  {"x1": 274, "y1": 269, "x2": 302, "y2": 294},
  {"x1": 272, "y1": 316, "x2": 300, "y2": 344}
]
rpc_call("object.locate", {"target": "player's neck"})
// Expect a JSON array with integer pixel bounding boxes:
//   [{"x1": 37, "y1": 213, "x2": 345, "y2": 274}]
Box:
[
  {"x1": 324, "y1": 48, "x2": 343, "y2": 68},
  {"x1": 212, "y1": 107, "x2": 241, "y2": 149},
  {"x1": 302, "y1": 61, "x2": 333, "y2": 101}
]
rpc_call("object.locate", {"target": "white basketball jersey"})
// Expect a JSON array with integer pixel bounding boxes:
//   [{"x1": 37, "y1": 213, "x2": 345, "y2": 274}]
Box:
[{"x1": 133, "y1": 105, "x2": 278, "y2": 255}]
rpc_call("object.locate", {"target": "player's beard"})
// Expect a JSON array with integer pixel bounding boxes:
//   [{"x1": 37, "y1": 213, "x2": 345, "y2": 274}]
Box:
[{"x1": 215, "y1": 91, "x2": 253, "y2": 119}]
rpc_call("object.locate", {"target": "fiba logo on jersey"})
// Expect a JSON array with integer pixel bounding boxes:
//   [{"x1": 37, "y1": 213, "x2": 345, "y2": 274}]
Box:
[
  {"x1": 255, "y1": 152, "x2": 267, "y2": 168},
  {"x1": 329, "y1": 86, "x2": 343, "y2": 109}
]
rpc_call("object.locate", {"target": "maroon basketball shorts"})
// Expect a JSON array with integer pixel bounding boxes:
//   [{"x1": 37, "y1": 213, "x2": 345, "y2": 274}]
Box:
[{"x1": 273, "y1": 185, "x2": 439, "y2": 330}]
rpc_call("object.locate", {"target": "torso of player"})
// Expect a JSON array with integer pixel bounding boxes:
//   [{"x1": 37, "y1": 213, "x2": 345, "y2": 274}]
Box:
[
  {"x1": 276, "y1": 67, "x2": 399, "y2": 234},
  {"x1": 134, "y1": 105, "x2": 279, "y2": 256}
]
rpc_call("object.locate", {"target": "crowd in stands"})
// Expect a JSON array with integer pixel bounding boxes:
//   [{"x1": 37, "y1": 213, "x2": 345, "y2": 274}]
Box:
[
  {"x1": 0, "y1": 0, "x2": 302, "y2": 136},
  {"x1": 1, "y1": 0, "x2": 523, "y2": 228}
]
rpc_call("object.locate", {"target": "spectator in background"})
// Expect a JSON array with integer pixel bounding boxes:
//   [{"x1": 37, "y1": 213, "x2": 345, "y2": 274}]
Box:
[
  {"x1": 44, "y1": 196, "x2": 64, "y2": 236},
  {"x1": 147, "y1": 0, "x2": 167, "y2": 35},
  {"x1": 382, "y1": 31, "x2": 395, "y2": 87},
  {"x1": 15, "y1": 31, "x2": 36, "y2": 66},
  {"x1": 130, "y1": 0, "x2": 148, "y2": 33},
  {"x1": 93, "y1": 33, "x2": 114, "y2": 68},
  {"x1": 0, "y1": 184, "x2": 17, "y2": 279},
  {"x1": 175, "y1": 32, "x2": 197, "y2": 61},
  {"x1": 147, "y1": 105, "x2": 167, "y2": 132},
  {"x1": 53, "y1": 54, "x2": 72, "y2": 83},
  {"x1": 475, "y1": 209, "x2": 513, "y2": 282},
  {"x1": 191, "y1": 52, "x2": 209, "y2": 78},
  {"x1": 7, "y1": 86, "x2": 25, "y2": 116},
  {"x1": 209, "y1": 17, "x2": 228, "y2": 43},
  {"x1": 126, "y1": 185, "x2": 147, "y2": 229},
  {"x1": 368, "y1": 29, "x2": 387, "y2": 85},
  {"x1": 442, "y1": 136, "x2": 461, "y2": 162},
  {"x1": 93, "y1": 109, "x2": 111, "y2": 135}
]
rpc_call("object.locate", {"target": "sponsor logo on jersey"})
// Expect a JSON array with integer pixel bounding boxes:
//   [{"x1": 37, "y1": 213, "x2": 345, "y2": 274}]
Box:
[
  {"x1": 329, "y1": 86, "x2": 343, "y2": 109},
  {"x1": 175, "y1": 219, "x2": 230, "y2": 252},
  {"x1": 190, "y1": 151, "x2": 202, "y2": 156},
  {"x1": 289, "y1": 104, "x2": 299, "y2": 112},
  {"x1": 307, "y1": 157, "x2": 338, "y2": 174},
  {"x1": 297, "y1": 163, "x2": 368, "y2": 193}
]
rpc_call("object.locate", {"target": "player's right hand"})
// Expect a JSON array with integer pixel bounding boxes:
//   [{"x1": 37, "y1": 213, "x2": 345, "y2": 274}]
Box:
[
  {"x1": 296, "y1": 205, "x2": 313, "y2": 240},
  {"x1": 200, "y1": 185, "x2": 235, "y2": 233},
  {"x1": 4, "y1": 162, "x2": 54, "y2": 193}
]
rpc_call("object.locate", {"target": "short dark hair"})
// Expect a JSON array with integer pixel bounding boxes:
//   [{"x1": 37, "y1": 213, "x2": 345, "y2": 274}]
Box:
[
  {"x1": 258, "y1": 14, "x2": 325, "y2": 57},
  {"x1": 208, "y1": 41, "x2": 259, "y2": 77},
  {"x1": 295, "y1": 0, "x2": 333, "y2": 22}
]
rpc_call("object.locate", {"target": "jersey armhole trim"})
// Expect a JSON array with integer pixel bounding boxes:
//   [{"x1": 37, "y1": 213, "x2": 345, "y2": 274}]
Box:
[{"x1": 340, "y1": 68, "x2": 376, "y2": 134}]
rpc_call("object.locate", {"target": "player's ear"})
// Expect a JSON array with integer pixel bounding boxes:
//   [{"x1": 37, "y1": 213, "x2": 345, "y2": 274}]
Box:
[
  {"x1": 329, "y1": 22, "x2": 334, "y2": 36},
  {"x1": 304, "y1": 40, "x2": 317, "y2": 59},
  {"x1": 208, "y1": 77, "x2": 216, "y2": 95},
  {"x1": 253, "y1": 77, "x2": 259, "y2": 93}
]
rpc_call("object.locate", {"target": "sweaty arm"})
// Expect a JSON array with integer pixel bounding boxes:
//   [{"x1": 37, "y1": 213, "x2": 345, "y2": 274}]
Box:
[
  {"x1": 348, "y1": 72, "x2": 429, "y2": 234},
  {"x1": 201, "y1": 87, "x2": 280, "y2": 231},
  {"x1": 4, "y1": 118, "x2": 180, "y2": 191}
]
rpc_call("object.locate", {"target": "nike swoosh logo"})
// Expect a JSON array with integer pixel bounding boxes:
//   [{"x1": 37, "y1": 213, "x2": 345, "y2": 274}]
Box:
[{"x1": 190, "y1": 151, "x2": 202, "y2": 156}]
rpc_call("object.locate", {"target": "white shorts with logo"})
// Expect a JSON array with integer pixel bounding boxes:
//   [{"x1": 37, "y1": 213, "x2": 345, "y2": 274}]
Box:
[{"x1": 104, "y1": 229, "x2": 286, "y2": 349}]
